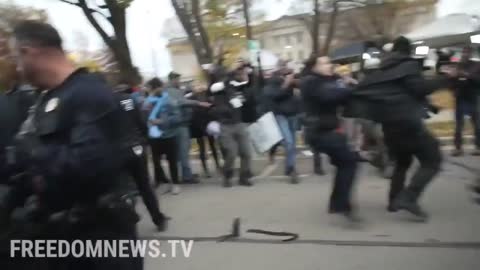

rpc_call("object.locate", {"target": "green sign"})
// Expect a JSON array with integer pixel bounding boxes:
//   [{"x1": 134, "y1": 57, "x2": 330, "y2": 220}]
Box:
[{"x1": 248, "y1": 40, "x2": 260, "y2": 52}]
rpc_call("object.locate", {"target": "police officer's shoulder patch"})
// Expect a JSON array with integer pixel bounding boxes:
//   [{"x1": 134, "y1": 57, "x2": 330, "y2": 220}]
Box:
[
  {"x1": 45, "y1": 97, "x2": 60, "y2": 112},
  {"x1": 120, "y1": 98, "x2": 134, "y2": 111}
]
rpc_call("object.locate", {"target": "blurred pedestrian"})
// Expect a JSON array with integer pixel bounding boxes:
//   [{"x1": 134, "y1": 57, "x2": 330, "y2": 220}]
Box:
[
  {"x1": 450, "y1": 46, "x2": 480, "y2": 156},
  {"x1": 188, "y1": 83, "x2": 221, "y2": 177},
  {"x1": 209, "y1": 70, "x2": 254, "y2": 187},
  {"x1": 165, "y1": 72, "x2": 211, "y2": 184},
  {"x1": 114, "y1": 84, "x2": 168, "y2": 231},
  {"x1": 300, "y1": 56, "x2": 359, "y2": 222},
  {"x1": 145, "y1": 78, "x2": 182, "y2": 194},
  {"x1": 263, "y1": 60, "x2": 300, "y2": 183},
  {"x1": 350, "y1": 36, "x2": 448, "y2": 221}
]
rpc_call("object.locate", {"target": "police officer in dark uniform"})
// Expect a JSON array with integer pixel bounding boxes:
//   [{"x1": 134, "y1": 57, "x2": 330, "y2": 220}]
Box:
[
  {"x1": 300, "y1": 56, "x2": 360, "y2": 222},
  {"x1": 3, "y1": 21, "x2": 141, "y2": 269},
  {"x1": 349, "y1": 37, "x2": 448, "y2": 221},
  {"x1": 114, "y1": 84, "x2": 168, "y2": 231}
]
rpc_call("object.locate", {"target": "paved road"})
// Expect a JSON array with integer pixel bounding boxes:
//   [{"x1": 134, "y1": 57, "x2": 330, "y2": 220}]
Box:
[{"x1": 137, "y1": 154, "x2": 480, "y2": 270}]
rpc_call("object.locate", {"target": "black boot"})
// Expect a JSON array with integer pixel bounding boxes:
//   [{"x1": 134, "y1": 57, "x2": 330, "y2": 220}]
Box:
[
  {"x1": 393, "y1": 191, "x2": 428, "y2": 222},
  {"x1": 239, "y1": 172, "x2": 253, "y2": 186},
  {"x1": 314, "y1": 166, "x2": 326, "y2": 176},
  {"x1": 223, "y1": 170, "x2": 233, "y2": 188},
  {"x1": 289, "y1": 170, "x2": 299, "y2": 184},
  {"x1": 154, "y1": 215, "x2": 170, "y2": 232}
]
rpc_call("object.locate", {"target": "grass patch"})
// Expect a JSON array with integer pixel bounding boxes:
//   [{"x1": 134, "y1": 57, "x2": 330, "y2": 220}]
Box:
[{"x1": 427, "y1": 121, "x2": 472, "y2": 137}]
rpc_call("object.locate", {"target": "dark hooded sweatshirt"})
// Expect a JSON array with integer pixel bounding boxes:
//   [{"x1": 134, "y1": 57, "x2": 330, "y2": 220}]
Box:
[{"x1": 346, "y1": 52, "x2": 447, "y2": 124}]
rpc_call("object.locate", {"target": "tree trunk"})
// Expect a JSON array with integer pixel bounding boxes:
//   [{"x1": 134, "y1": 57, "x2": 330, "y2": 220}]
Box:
[
  {"x1": 312, "y1": 0, "x2": 320, "y2": 56},
  {"x1": 75, "y1": 0, "x2": 140, "y2": 84},
  {"x1": 191, "y1": 0, "x2": 213, "y2": 63},
  {"x1": 172, "y1": 0, "x2": 213, "y2": 66},
  {"x1": 322, "y1": 0, "x2": 340, "y2": 55},
  {"x1": 242, "y1": 0, "x2": 253, "y2": 41}
]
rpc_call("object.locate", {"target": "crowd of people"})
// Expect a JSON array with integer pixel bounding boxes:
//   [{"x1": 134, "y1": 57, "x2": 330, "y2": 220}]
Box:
[{"x1": 1, "y1": 20, "x2": 480, "y2": 269}]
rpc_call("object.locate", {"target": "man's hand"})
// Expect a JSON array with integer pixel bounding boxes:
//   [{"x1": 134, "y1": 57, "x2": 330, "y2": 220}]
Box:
[
  {"x1": 197, "y1": 101, "x2": 212, "y2": 108},
  {"x1": 342, "y1": 76, "x2": 358, "y2": 85},
  {"x1": 282, "y1": 74, "x2": 295, "y2": 89}
]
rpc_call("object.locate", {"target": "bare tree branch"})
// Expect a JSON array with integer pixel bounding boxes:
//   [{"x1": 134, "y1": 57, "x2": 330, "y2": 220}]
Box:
[
  {"x1": 191, "y1": 0, "x2": 213, "y2": 61},
  {"x1": 322, "y1": 0, "x2": 365, "y2": 55},
  {"x1": 59, "y1": 0, "x2": 110, "y2": 21},
  {"x1": 76, "y1": 0, "x2": 111, "y2": 46},
  {"x1": 58, "y1": 0, "x2": 81, "y2": 7}
]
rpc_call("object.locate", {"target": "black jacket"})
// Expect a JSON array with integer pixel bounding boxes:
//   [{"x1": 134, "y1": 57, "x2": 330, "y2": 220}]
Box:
[
  {"x1": 453, "y1": 60, "x2": 480, "y2": 101},
  {"x1": 115, "y1": 91, "x2": 148, "y2": 146},
  {"x1": 230, "y1": 76, "x2": 258, "y2": 123},
  {"x1": 263, "y1": 74, "x2": 299, "y2": 116},
  {"x1": 209, "y1": 83, "x2": 243, "y2": 125},
  {"x1": 189, "y1": 91, "x2": 213, "y2": 138},
  {"x1": 347, "y1": 52, "x2": 447, "y2": 124},
  {"x1": 300, "y1": 73, "x2": 351, "y2": 132},
  {"x1": 13, "y1": 69, "x2": 130, "y2": 212}
]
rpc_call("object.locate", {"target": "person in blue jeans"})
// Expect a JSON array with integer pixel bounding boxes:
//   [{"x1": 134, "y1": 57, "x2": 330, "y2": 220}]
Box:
[
  {"x1": 165, "y1": 72, "x2": 211, "y2": 183},
  {"x1": 263, "y1": 61, "x2": 300, "y2": 183},
  {"x1": 451, "y1": 47, "x2": 480, "y2": 156}
]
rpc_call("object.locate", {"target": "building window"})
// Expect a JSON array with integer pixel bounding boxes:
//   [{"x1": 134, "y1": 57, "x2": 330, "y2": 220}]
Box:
[
  {"x1": 298, "y1": 50, "x2": 305, "y2": 61},
  {"x1": 297, "y1": 32, "x2": 303, "y2": 43},
  {"x1": 274, "y1": 35, "x2": 281, "y2": 45}
]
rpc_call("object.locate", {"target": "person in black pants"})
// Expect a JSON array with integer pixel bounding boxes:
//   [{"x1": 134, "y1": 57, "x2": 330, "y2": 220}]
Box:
[
  {"x1": 450, "y1": 46, "x2": 480, "y2": 156},
  {"x1": 300, "y1": 56, "x2": 359, "y2": 222},
  {"x1": 115, "y1": 84, "x2": 168, "y2": 231},
  {"x1": 145, "y1": 78, "x2": 183, "y2": 194},
  {"x1": 188, "y1": 84, "x2": 221, "y2": 177},
  {"x1": 150, "y1": 137, "x2": 179, "y2": 187},
  {"x1": 349, "y1": 36, "x2": 448, "y2": 221}
]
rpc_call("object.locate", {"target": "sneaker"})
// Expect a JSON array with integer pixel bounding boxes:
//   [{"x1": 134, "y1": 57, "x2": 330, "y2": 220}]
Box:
[
  {"x1": 393, "y1": 196, "x2": 429, "y2": 222},
  {"x1": 171, "y1": 185, "x2": 181, "y2": 195},
  {"x1": 343, "y1": 211, "x2": 364, "y2": 224},
  {"x1": 471, "y1": 149, "x2": 480, "y2": 156},
  {"x1": 223, "y1": 178, "x2": 233, "y2": 188},
  {"x1": 154, "y1": 217, "x2": 169, "y2": 232},
  {"x1": 290, "y1": 171, "x2": 299, "y2": 184},
  {"x1": 451, "y1": 149, "x2": 464, "y2": 157},
  {"x1": 387, "y1": 204, "x2": 398, "y2": 212},
  {"x1": 238, "y1": 178, "x2": 253, "y2": 186}
]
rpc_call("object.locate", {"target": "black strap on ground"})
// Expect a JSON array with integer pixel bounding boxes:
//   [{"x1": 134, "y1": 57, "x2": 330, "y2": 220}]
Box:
[
  {"x1": 246, "y1": 229, "x2": 298, "y2": 242},
  {"x1": 150, "y1": 218, "x2": 480, "y2": 249}
]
